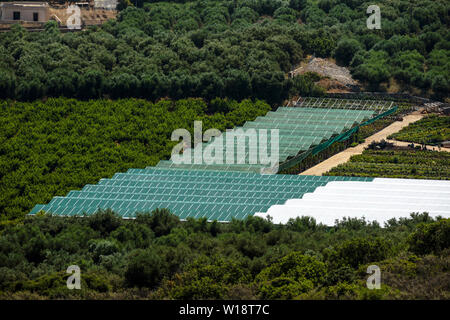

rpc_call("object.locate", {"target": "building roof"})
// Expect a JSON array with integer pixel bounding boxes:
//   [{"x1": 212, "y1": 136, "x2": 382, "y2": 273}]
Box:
[{"x1": 0, "y1": 2, "x2": 49, "y2": 8}]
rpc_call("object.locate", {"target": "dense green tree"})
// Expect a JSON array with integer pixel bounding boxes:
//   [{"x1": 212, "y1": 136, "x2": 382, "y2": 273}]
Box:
[
  {"x1": 0, "y1": 0, "x2": 447, "y2": 101},
  {"x1": 0, "y1": 212, "x2": 446, "y2": 299},
  {"x1": 223, "y1": 69, "x2": 252, "y2": 100},
  {"x1": 408, "y1": 219, "x2": 450, "y2": 255},
  {"x1": 136, "y1": 209, "x2": 181, "y2": 237},
  {"x1": 125, "y1": 248, "x2": 166, "y2": 287},
  {"x1": 352, "y1": 50, "x2": 391, "y2": 90},
  {"x1": 0, "y1": 72, "x2": 15, "y2": 99},
  {"x1": 325, "y1": 237, "x2": 393, "y2": 268},
  {"x1": 334, "y1": 38, "x2": 363, "y2": 66},
  {"x1": 88, "y1": 210, "x2": 123, "y2": 237}
]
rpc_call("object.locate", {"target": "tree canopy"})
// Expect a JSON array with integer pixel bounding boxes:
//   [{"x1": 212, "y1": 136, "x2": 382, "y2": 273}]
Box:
[{"x1": 0, "y1": 0, "x2": 447, "y2": 101}]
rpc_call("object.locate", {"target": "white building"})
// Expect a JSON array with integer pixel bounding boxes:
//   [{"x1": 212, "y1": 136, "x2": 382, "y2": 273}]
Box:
[
  {"x1": 0, "y1": 2, "x2": 49, "y2": 23},
  {"x1": 93, "y1": 0, "x2": 117, "y2": 10}
]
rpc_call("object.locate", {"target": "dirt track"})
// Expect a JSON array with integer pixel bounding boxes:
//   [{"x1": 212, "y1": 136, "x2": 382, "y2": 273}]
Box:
[
  {"x1": 384, "y1": 139, "x2": 450, "y2": 152},
  {"x1": 299, "y1": 112, "x2": 446, "y2": 176}
]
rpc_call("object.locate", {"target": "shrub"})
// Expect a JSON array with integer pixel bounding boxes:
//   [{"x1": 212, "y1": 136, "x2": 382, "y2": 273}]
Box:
[
  {"x1": 163, "y1": 256, "x2": 250, "y2": 299},
  {"x1": 408, "y1": 219, "x2": 450, "y2": 255},
  {"x1": 327, "y1": 238, "x2": 393, "y2": 268},
  {"x1": 87, "y1": 210, "x2": 122, "y2": 237},
  {"x1": 259, "y1": 277, "x2": 314, "y2": 299},
  {"x1": 334, "y1": 38, "x2": 363, "y2": 65},
  {"x1": 255, "y1": 252, "x2": 327, "y2": 298},
  {"x1": 135, "y1": 209, "x2": 180, "y2": 237},
  {"x1": 325, "y1": 265, "x2": 357, "y2": 286},
  {"x1": 286, "y1": 216, "x2": 320, "y2": 232},
  {"x1": 24, "y1": 232, "x2": 48, "y2": 264},
  {"x1": 88, "y1": 239, "x2": 120, "y2": 263},
  {"x1": 167, "y1": 276, "x2": 228, "y2": 300},
  {"x1": 125, "y1": 249, "x2": 166, "y2": 288}
]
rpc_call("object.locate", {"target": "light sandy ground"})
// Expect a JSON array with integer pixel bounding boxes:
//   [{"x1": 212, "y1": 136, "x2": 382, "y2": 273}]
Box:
[
  {"x1": 49, "y1": 7, "x2": 116, "y2": 27},
  {"x1": 293, "y1": 57, "x2": 357, "y2": 86},
  {"x1": 384, "y1": 139, "x2": 450, "y2": 152},
  {"x1": 299, "y1": 112, "x2": 449, "y2": 176}
]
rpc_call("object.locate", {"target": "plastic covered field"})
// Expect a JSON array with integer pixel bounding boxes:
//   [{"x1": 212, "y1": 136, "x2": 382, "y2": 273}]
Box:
[
  {"x1": 158, "y1": 99, "x2": 393, "y2": 173},
  {"x1": 31, "y1": 98, "x2": 423, "y2": 222},
  {"x1": 30, "y1": 168, "x2": 371, "y2": 220},
  {"x1": 254, "y1": 178, "x2": 450, "y2": 225}
]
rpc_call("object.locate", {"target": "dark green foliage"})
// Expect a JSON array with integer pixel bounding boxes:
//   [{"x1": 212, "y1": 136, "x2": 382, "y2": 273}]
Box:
[
  {"x1": 0, "y1": 73, "x2": 15, "y2": 99},
  {"x1": 24, "y1": 230, "x2": 48, "y2": 264},
  {"x1": 290, "y1": 73, "x2": 326, "y2": 97},
  {"x1": 258, "y1": 276, "x2": 314, "y2": 299},
  {"x1": 255, "y1": 252, "x2": 326, "y2": 299},
  {"x1": 391, "y1": 50, "x2": 425, "y2": 86},
  {"x1": 334, "y1": 38, "x2": 363, "y2": 66},
  {"x1": 408, "y1": 219, "x2": 450, "y2": 255},
  {"x1": 1, "y1": 0, "x2": 447, "y2": 100},
  {"x1": 88, "y1": 210, "x2": 122, "y2": 237},
  {"x1": 136, "y1": 209, "x2": 180, "y2": 237},
  {"x1": 326, "y1": 237, "x2": 393, "y2": 268},
  {"x1": 352, "y1": 50, "x2": 391, "y2": 90},
  {"x1": 125, "y1": 248, "x2": 166, "y2": 288},
  {"x1": 89, "y1": 239, "x2": 120, "y2": 263},
  {"x1": 0, "y1": 2, "x2": 319, "y2": 103},
  {"x1": 110, "y1": 223, "x2": 154, "y2": 249},
  {"x1": 257, "y1": 252, "x2": 327, "y2": 285},
  {"x1": 324, "y1": 265, "x2": 356, "y2": 286},
  {"x1": 165, "y1": 256, "x2": 251, "y2": 299},
  {"x1": 286, "y1": 216, "x2": 319, "y2": 232},
  {"x1": 230, "y1": 215, "x2": 274, "y2": 234},
  {"x1": 0, "y1": 211, "x2": 447, "y2": 299}
]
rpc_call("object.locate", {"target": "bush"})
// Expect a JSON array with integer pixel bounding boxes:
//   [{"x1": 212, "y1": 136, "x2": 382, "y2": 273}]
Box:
[
  {"x1": 88, "y1": 240, "x2": 120, "y2": 263},
  {"x1": 286, "y1": 216, "x2": 318, "y2": 232},
  {"x1": 256, "y1": 252, "x2": 327, "y2": 286},
  {"x1": 24, "y1": 232, "x2": 48, "y2": 264},
  {"x1": 125, "y1": 249, "x2": 166, "y2": 288},
  {"x1": 87, "y1": 210, "x2": 122, "y2": 237},
  {"x1": 167, "y1": 276, "x2": 228, "y2": 300},
  {"x1": 136, "y1": 209, "x2": 180, "y2": 237},
  {"x1": 0, "y1": 212, "x2": 446, "y2": 299},
  {"x1": 334, "y1": 38, "x2": 363, "y2": 66},
  {"x1": 408, "y1": 219, "x2": 450, "y2": 255},
  {"x1": 327, "y1": 238, "x2": 393, "y2": 268},
  {"x1": 324, "y1": 265, "x2": 356, "y2": 286},
  {"x1": 259, "y1": 277, "x2": 314, "y2": 299},
  {"x1": 164, "y1": 256, "x2": 250, "y2": 299}
]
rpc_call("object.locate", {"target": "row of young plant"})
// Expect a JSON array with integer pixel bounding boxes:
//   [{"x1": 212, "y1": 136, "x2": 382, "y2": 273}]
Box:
[
  {"x1": 326, "y1": 149, "x2": 450, "y2": 179},
  {"x1": 389, "y1": 115, "x2": 450, "y2": 145}
]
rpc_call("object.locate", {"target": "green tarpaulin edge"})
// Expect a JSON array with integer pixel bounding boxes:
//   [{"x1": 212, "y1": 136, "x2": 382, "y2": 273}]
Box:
[{"x1": 278, "y1": 106, "x2": 398, "y2": 172}]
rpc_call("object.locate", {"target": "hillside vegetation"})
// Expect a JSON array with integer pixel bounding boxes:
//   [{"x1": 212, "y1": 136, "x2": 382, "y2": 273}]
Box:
[
  {"x1": 0, "y1": 210, "x2": 448, "y2": 299},
  {"x1": 0, "y1": 0, "x2": 448, "y2": 102}
]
